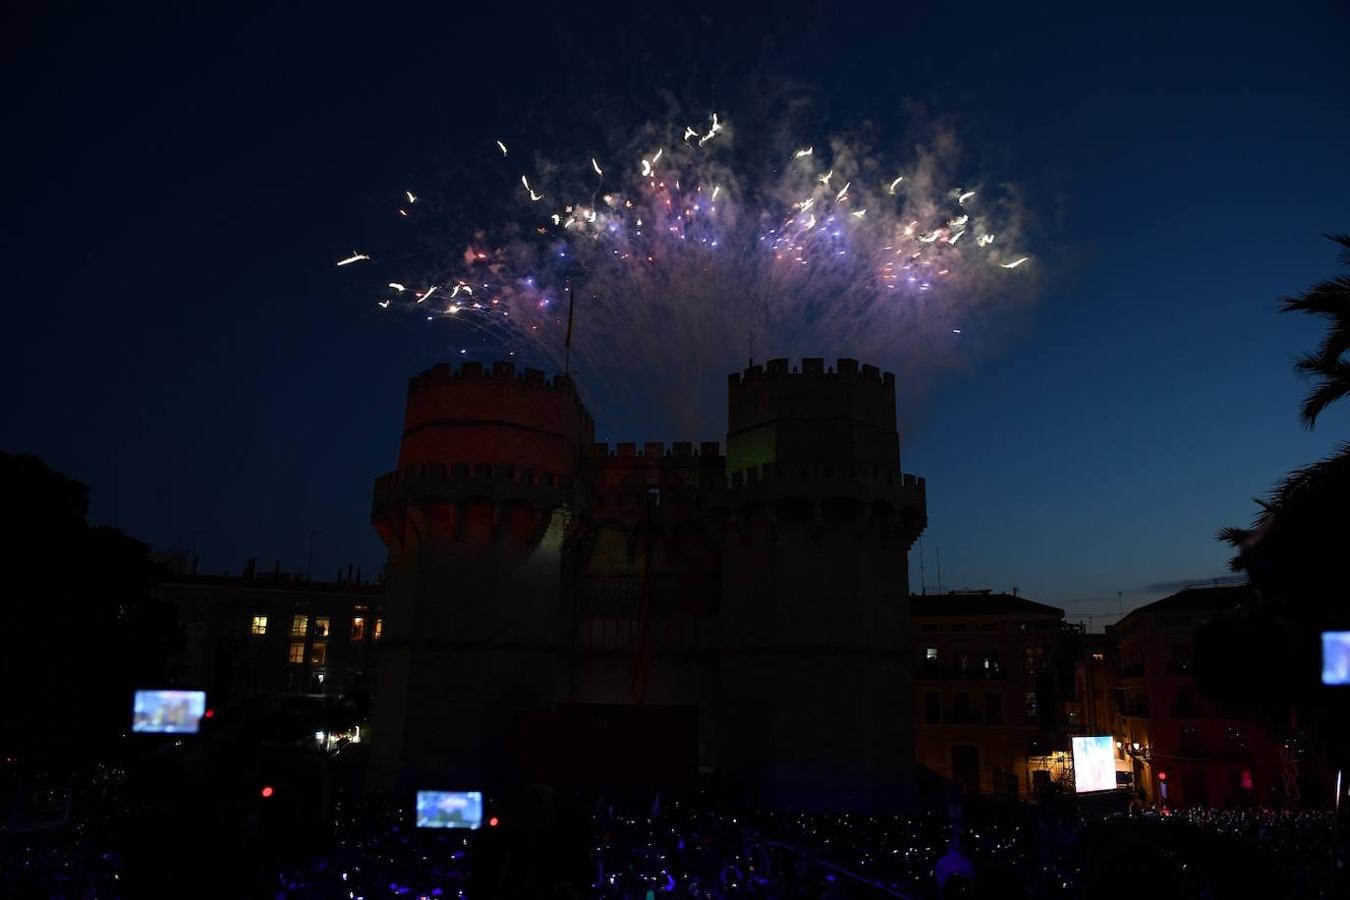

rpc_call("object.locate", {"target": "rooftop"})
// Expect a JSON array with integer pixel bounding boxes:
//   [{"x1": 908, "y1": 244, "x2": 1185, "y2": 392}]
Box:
[
  {"x1": 158, "y1": 572, "x2": 383, "y2": 596},
  {"x1": 909, "y1": 590, "x2": 1063, "y2": 619},
  {"x1": 1122, "y1": 584, "x2": 1255, "y2": 622}
]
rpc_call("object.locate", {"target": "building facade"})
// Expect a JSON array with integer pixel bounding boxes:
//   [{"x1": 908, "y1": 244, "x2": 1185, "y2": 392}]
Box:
[
  {"x1": 1109, "y1": 586, "x2": 1288, "y2": 808},
  {"x1": 155, "y1": 572, "x2": 383, "y2": 705},
  {"x1": 368, "y1": 357, "x2": 927, "y2": 808},
  {"x1": 910, "y1": 591, "x2": 1076, "y2": 798}
]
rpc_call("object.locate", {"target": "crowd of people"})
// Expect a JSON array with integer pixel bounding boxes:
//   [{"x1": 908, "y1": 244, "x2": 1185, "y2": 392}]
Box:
[{"x1": 1, "y1": 767, "x2": 1345, "y2": 898}]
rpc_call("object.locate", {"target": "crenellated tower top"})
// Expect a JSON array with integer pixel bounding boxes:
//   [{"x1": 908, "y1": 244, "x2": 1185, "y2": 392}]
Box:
[
  {"x1": 398, "y1": 361, "x2": 595, "y2": 477},
  {"x1": 726, "y1": 357, "x2": 900, "y2": 482}
]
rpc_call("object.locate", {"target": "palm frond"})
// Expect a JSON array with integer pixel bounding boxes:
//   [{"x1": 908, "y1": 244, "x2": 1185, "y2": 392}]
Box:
[
  {"x1": 1218, "y1": 443, "x2": 1350, "y2": 573},
  {"x1": 1263, "y1": 441, "x2": 1350, "y2": 516},
  {"x1": 1330, "y1": 232, "x2": 1350, "y2": 267},
  {"x1": 1313, "y1": 321, "x2": 1350, "y2": 365},
  {"x1": 1279, "y1": 274, "x2": 1350, "y2": 316},
  {"x1": 1297, "y1": 358, "x2": 1350, "y2": 429}
]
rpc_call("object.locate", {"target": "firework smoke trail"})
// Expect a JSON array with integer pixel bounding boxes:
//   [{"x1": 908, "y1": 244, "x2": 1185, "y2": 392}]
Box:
[{"x1": 351, "y1": 112, "x2": 1033, "y2": 434}]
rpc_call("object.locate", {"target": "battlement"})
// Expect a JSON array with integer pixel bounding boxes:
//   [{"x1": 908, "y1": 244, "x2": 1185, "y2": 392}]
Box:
[
  {"x1": 376, "y1": 461, "x2": 575, "y2": 491},
  {"x1": 727, "y1": 357, "x2": 895, "y2": 389},
  {"x1": 726, "y1": 357, "x2": 902, "y2": 480},
  {"x1": 722, "y1": 463, "x2": 927, "y2": 537},
  {"x1": 398, "y1": 359, "x2": 596, "y2": 473},
  {"x1": 586, "y1": 441, "x2": 723, "y2": 460},
  {"x1": 372, "y1": 462, "x2": 576, "y2": 524},
  {"x1": 726, "y1": 462, "x2": 925, "y2": 494},
  {"x1": 408, "y1": 361, "x2": 578, "y2": 396}
]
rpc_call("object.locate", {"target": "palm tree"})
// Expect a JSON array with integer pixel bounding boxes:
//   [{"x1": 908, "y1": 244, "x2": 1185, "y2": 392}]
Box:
[
  {"x1": 1219, "y1": 234, "x2": 1350, "y2": 598},
  {"x1": 1282, "y1": 233, "x2": 1350, "y2": 428}
]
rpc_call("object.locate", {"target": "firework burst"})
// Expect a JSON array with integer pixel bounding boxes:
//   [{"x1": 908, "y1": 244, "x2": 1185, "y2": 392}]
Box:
[{"x1": 346, "y1": 111, "x2": 1033, "y2": 431}]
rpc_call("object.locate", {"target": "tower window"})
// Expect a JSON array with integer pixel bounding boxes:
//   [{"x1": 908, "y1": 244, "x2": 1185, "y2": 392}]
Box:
[
  {"x1": 310, "y1": 642, "x2": 327, "y2": 666},
  {"x1": 291, "y1": 615, "x2": 308, "y2": 637},
  {"x1": 251, "y1": 615, "x2": 268, "y2": 636},
  {"x1": 288, "y1": 641, "x2": 305, "y2": 664},
  {"x1": 314, "y1": 617, "x2": 331, "y2": 639},
  {"x1": 351, "y1": 616, "x2": 366, "y2": 640},
  {"x1": 374, "y1": 619, "x2": 383, "y2": 640}
]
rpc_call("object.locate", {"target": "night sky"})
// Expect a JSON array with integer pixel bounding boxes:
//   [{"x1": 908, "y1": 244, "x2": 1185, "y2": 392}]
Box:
[{"x1": 7, "y1": 3, "x2": 1348, "y2": 626}]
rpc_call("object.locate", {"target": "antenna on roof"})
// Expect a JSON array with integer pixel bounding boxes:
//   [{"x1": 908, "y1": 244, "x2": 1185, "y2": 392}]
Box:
[
  {"x1": 936, "y1": 547, "x2": 943, "y2": 594},
  {"x1": 918, "y1": 536, "x2": 927, "y2": 595}
]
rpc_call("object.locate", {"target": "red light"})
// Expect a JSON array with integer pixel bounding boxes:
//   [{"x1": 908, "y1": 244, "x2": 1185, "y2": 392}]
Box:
[
  {"x1": 261, "y1": 786, "x2": 274, "y2": 798},
  {"x1": 204, "y1": 709, "x2": 215, "y2": 719},
  {"x1": 1157, "y1": 771, "x2": 1167, "y2": 781},
  {"x1": 488, "y1": 816, "x2": 499, "y2": 827}
]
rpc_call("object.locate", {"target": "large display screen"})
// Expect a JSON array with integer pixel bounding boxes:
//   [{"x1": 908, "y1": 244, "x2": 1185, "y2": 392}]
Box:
[
  {"x1": 132, "y1": 690, "x2": 207, "y2": 733},
  {"x1": 416, "y1": 791, "x2": 483, "y2": 829},
  {"x1": 1322, "y1": 632, "x2": 1350, "y2": 685},
  {"x1": 1072, "y1": 735, "x2": 1117, "y2": 793}
]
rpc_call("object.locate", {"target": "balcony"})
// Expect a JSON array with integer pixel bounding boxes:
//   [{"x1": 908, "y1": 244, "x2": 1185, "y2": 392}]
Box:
[{"x1": 918, "y1": 663, "x2": 1006, "y2": 681}]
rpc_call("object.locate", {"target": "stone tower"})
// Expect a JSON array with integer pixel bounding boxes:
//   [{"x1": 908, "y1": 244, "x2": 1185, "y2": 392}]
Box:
[
  {"x1": 718, "y1": 358, "x2": 926, "y2": 809},
  {"x1": 368, "y1": 361, "x2": 593, "y2": 792}
]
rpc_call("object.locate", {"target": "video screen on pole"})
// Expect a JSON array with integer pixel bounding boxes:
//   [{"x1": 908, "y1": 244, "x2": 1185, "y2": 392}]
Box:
[
  {"x1": 132, "y1": 690, "x2": 207, "y2": 733},
  {"x1": 416, "y1": 791, "x2": 484, "y2": 829},
  {"x1": 1322, "y1": 632, "x2": 1350, "y2": 685},
  {"x1": 1072, "y1": 735, "x2": 1117, "y2": 793}
]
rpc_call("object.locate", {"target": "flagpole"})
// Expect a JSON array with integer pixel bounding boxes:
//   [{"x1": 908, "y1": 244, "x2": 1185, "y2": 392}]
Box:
[{"x1": 564, "y1": 278, "x2": 575, "y2": 376}]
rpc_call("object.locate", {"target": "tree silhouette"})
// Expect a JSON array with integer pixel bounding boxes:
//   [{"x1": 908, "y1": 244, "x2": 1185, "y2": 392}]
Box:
[
  {"x1": 1283, "y1": 233, "x2": 1350, "y2": 428},
  {"x1": 1218, "y1": 234, "x2": 1350, "y2": 602},
  {"x1": 0, "y1": 452, "x2": 179, "y2": 769}
]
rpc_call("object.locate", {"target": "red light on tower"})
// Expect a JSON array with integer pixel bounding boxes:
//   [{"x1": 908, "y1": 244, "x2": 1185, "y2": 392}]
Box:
[
  {"x1": 488, "y1": 816, "x2": 500, "y2": 828},
  {"x1": 261, "y1": 786, "x2": 274, "y2": 798},
  {"x1": 204, "y1": 709, "x2": 215, "y2": 719},
  {"x1": 1157, "y1": 771, "x2": 1167, "y2": 782}
]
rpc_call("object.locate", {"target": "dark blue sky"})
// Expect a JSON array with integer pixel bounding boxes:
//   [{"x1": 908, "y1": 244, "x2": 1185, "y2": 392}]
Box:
[{"x1": 6, "y1": 3, "x2": 1348, "y2": 626}]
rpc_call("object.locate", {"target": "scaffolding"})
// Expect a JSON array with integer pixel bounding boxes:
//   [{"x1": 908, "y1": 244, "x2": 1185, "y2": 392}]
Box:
[{"x1": 1026, "y1": 749, "x2": 1076, "y2": 795}]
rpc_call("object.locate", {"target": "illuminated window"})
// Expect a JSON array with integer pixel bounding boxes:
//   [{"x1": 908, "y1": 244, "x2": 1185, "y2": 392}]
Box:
[
  {"x1": 291, "y1": 615, "x2": 308, "y2": 637},
  {"x1": 1091, "y1": 651, "x2": 1105, "y2": 662},
  {"x1": 310, "y1": 642, "x2": 327, "y2": 666},
  {"x1": 925, "y1": 647, "x2": 938, "y2": 662},
  {"x1": 374, "y1": 619, "x2": 383, "y2": 640},
  {"x1": 314, "y1": 617, "x2": 331, "y2": 639},
  {"x1": 251, "y1": 615, "x2": 268, "y2": 636},
  {"x1": 351, "y1": 617, "x2": 366, "y2": 641},
  {"x1": 288, "y1": 641, "x2": 305, "y2": 664}
]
